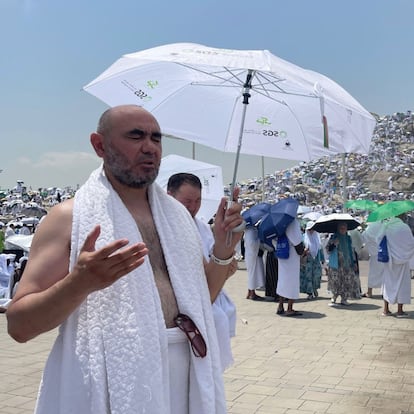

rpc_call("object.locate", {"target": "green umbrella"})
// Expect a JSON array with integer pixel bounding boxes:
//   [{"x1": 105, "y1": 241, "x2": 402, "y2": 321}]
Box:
[
  {"x1": 366, "y1": 200, "x2": 414, "y2": 222},
  {"x1": 345, "y1": 199, "x2": 379, "y2": 211}
]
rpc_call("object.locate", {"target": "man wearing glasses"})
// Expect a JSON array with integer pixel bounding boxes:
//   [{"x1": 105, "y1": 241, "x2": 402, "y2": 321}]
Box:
[{"x1": 7, "y1": 105, "x2": 243, "y2": 414}]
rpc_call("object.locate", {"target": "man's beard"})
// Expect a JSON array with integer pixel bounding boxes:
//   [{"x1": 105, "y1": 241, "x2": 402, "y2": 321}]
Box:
[{"x1": 106, "y1": 147, "x2": 159, "y2": 189}]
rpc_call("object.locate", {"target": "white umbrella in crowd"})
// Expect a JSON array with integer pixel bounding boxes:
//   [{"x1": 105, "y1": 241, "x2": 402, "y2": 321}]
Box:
[{"x1": 84, "y1": 42, "x2": 376, "y2": 193}]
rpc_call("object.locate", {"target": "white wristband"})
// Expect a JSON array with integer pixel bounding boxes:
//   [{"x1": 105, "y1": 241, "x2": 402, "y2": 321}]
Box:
[{"x1": 210, "y1": 253, "x2": 234, "y2": 266}]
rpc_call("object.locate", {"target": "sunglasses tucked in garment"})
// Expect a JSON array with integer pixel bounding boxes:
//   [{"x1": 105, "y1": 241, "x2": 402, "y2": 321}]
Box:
[{"x1": 174, "y1": 313, "x2": 207, "y2": 358}]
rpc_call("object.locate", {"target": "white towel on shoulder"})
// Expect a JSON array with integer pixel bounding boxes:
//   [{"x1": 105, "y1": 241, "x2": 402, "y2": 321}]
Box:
[{"x1": 35, "y1": 166, "x2": 226, "y2": 414}]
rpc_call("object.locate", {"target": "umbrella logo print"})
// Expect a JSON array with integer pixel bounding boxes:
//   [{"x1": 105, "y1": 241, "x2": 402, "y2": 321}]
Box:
[
  {"x1": 147, "y1": 80, "x2": 158, "y2": 89},
  {"x1": 134, "y1": 89, "x2": 152, "y2": 101},
  {"x1": 121, "y1": 79, "x2": 153, "y2": 102},
  {"x1": 256, "y1": 116, "x2": 271, "y2": 126}
]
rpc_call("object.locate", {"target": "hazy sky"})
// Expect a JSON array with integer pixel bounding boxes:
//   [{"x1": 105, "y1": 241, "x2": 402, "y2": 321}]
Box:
[{"x1": 1, "y1": 0, "x2": 413, "y2": 190}]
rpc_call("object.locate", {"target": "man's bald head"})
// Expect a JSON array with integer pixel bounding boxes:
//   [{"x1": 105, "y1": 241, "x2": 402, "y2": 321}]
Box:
[
  {"x1": 97, "y1": 105, "x2": 160, "y2": 136},
  {"x1": 91, "y1": 105, "x2": 162, "y2": 189}
]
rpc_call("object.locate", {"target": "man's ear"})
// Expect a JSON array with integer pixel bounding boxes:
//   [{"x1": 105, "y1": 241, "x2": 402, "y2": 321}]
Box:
[{"x1": 90, "y1": 132, "x2": 105, "y2": 158}]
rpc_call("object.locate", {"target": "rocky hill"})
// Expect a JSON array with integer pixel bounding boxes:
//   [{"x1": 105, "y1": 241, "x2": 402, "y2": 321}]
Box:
[{"x1": 237, "y1": 111, "x2": 414, "y2": 208}]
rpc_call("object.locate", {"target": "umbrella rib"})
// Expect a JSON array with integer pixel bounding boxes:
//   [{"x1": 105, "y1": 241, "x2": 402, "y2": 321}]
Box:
[
  {"x1": 175, "y1": 63, "x2": 318, "y2": 102},
  {"x1": 254, "y1": 72, "x2": 315, "y2": 98},
  {"x1": 176, "y1": 63, "x2": 247, "y2": 87}
]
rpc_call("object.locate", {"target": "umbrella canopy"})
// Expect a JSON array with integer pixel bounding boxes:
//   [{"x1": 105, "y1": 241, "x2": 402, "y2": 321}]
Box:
[
  {"x1": 312, "y1": 213, "x2": 360, "y2": 233},
  {"x1": 20, "y1": 216, "x2": 40, "y2": 226},
  {"x1": 345, "y1": 199, "x2": 379, "y2": 211},
  {"x1": 4, "y1": 234, "x2": 33, "y2": 252},
  {"x1": 302, "y1": 211, "x2": 323, "y2": 221},
  {"x1": 257, "y1": 197, "x2": 299, "y2": 244},
  {"x1": 20, "y1": 205, "x2": 48, "y2": 218},
  {"x1": 156, "y1": 154, "x2": 224, "y2": 221},
  {"x1": 242, "y1": 202, "x2": 271, "y2": 227},
  {"x1": 297, "y1": 205, "x2": 312, "y2": 214},
  {"x1": 84, "y1": 42, "x2": 376, "y2": 190},
  {"x1": 366, "y1": 200, "x2": 414, "y2": 222}
]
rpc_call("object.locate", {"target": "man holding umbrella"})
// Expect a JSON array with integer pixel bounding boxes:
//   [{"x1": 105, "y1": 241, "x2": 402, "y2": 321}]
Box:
[{"x1": 7, "y1": 105, "x2": 244, "y2": 414}]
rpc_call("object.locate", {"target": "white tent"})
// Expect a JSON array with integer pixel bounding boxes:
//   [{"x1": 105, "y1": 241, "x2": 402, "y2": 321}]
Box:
[{"x1": 156, "y1": 154, "x2": 224, "y2": 222}]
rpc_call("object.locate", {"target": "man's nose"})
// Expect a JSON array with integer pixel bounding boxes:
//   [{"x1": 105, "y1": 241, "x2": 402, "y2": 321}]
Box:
[{"x1": 141, "y1": 136, "x2": 158, "y2": 153}]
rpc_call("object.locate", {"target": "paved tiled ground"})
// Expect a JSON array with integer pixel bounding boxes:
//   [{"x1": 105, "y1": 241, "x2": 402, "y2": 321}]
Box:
[{"x1": 1, "y1": 261, "x2": 413, "y2": 413}]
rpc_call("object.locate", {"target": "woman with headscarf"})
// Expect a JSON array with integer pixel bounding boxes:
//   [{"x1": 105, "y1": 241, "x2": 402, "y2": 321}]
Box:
[
  {"x1": 327, "y1": 222, "x2": 359, "y2": 306},
  {"x1": 300, "y1": 221, "x2": 324, "y2": 300}
]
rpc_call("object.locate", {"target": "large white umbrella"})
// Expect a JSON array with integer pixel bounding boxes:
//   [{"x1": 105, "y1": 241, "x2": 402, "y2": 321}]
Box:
[
  {"x1": 84, "y1": 42, "x2": 376, "y2": 191},
  {"x1": 156, "y1": 154, "x2": 224, "y2": 222}
]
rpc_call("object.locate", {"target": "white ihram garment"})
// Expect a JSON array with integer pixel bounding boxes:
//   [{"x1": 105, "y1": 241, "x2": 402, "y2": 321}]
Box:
[
  {"x1": 277, "y1": 219, "x2": 302, "y2": 300},
  {"x1": 362, "y1": 221, "x2": 386, "y2": 289},
  {"x1": 244, "y1": 226, "x2": 265, "y2": 290},
  {"x1": 34, "y1": 166, "x2": 226, "y2": 414},
  {"x1": 195, "y1": 217, "x2": 236, "y2": 371},
  {"x1": 382, "y1": 217, "x2": 414, "y2": 304}
]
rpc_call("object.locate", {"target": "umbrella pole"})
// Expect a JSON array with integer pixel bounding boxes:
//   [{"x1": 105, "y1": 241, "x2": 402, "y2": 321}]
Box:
[
  {"x1": 226, "y1": 70, "x2": 254, "y2": 247},
  {"x1": 230, "y1": 69, "x2": 254, "y2": 196}
]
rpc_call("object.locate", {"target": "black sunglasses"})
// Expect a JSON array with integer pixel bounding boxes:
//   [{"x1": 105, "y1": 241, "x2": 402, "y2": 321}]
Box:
[{"x1": 174, "y1": 313, "x2": 207, "y2": 358}]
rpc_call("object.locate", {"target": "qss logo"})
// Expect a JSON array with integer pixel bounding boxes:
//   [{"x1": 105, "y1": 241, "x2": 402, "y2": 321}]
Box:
[
  {"x1": 262, "y1": 130, "x2": 287, "y2": 138},
  {"x1": 134, "y1": 89, "x2": 152, "y2": 101}
]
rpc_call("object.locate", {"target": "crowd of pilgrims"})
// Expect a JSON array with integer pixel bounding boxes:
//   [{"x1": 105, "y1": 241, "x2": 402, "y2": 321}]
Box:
[
  {"x1": 1, "y1": 110, "x2": 414, "y2": 315},
  {"x1": 231, "y1": 110, "x2": 414, "y2": 211},
  {"x1": 239, "y1": 210, "x2": 414, "y2": 318}
]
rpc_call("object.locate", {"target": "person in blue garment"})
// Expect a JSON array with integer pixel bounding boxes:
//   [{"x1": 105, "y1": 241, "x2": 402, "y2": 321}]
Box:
[
  {"x1": 327, "y1": 222, "x2": 359, "y2": 306},
  {"x1": 300, "y1": 221, "x2": 324, "y2": 300}
]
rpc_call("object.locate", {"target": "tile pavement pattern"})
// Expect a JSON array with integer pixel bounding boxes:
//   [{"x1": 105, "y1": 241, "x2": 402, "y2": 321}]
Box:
[{"x1": 1, "y1": 261, "x2": 413, "y2": 413}]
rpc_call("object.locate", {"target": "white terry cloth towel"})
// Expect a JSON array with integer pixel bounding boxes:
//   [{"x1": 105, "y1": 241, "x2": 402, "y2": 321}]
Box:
[
  {"x1": 362, "y1": 221, "x2": 386, "y2": 289},
  {"x1": 244, "y1": 226, "x2": 265, "y2": 290},
  {"x1": 382, "y1": 217, "x2": 414, "y2": 305},
  {"x1": 34, "y1": 166, "x2": 226, "y2": 414},
  {"x1": 195, "y1": 217, "x2": 236, "y2": 371}
]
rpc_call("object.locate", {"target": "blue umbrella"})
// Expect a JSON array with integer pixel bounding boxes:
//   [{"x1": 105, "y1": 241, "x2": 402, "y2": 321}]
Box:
[
  {"x1": 257, "y1": 198, "x2": 299, "y2": 244},
  {"x1": 242, "y1": 202, "x2": 271, "y2": 227}
]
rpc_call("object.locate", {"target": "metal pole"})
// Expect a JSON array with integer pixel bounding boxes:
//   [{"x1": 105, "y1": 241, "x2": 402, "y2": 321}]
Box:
[
  {"x1": 226, "y1": 70, "x2": 254, "y2": 246},
  {"x1": 261, "y1": 156, "x2": 265, "y2": 201},
  {"x1": 230, "y1": 69, "x2": 254, "y2": 196},
  {"x1": 342, "y1": 153, "x2": 348, "y2": 211}
]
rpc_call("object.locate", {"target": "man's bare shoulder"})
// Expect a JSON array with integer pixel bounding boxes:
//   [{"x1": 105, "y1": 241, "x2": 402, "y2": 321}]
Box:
[
  {"x1": 34, "y1": 199, "x2": 74, "y2": 241},
  {"x1": 11, "y1": 199, "x2": 75, "y2": 300},
  {"x1": 46, "y1": 198, "x2": 74, "y2": 222},
  {"x1": 28, "y1": 199, "x2": 74, "y2": 257}
]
